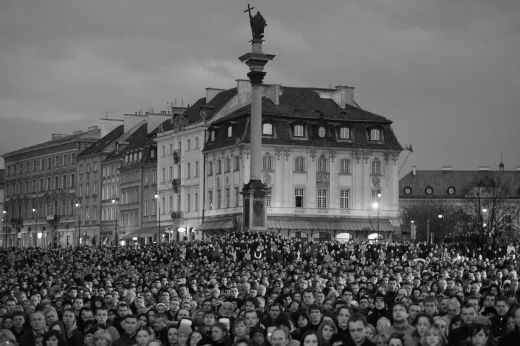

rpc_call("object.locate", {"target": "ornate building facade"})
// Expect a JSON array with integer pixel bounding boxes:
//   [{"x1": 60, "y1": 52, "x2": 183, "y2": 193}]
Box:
[{"x1": 2, "y1": 127, "x2": 100, "y2": 247}]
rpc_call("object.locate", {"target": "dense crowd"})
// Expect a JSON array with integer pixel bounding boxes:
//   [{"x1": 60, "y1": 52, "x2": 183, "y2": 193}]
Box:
[{"x1": 1, "y1": 232, "x2": 520, "y2": 346}]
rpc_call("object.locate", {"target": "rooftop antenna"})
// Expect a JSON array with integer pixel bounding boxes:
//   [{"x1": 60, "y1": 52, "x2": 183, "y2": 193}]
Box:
[{"x1": 499, "y1": 152, "x2": 505, "y2": 171}]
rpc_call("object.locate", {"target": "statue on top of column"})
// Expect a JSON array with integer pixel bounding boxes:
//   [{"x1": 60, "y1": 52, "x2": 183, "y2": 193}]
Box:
[{"x1": 245, "y1": 4, "x2": 267, "y2": 40}]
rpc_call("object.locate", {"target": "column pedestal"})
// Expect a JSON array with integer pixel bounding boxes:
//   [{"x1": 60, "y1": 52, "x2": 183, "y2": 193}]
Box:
[{"x1": 242, "y1": 179, "x2": 269, "y2": 231}]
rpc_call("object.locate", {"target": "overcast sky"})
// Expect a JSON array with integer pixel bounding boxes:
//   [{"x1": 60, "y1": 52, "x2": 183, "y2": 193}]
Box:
[{"x1": 1, "y1": 0, "x2": 519, "y2": 174}]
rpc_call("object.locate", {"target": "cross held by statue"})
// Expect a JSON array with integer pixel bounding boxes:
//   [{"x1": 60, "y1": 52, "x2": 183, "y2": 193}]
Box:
[{"x1": 244, "y1": 4, "x2": 255, "y2": 15}]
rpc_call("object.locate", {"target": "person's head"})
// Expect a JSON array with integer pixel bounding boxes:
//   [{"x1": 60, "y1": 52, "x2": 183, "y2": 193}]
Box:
[
  {"x1": 211, "y1": 322, "x2": 228, "y2": 343},
  {"x1": 121, "y1": 315, "x2": 139, "y2": 336},
  {"x1": 388, "y1": 333, "x2": 405, "y2": 346},
  {"x1": 433, "y1": 316, "x2": 448, "y2": 337},
  {"x1": 495, "y1": 297, "x2": 509, "y2": 316},
  {"x1": 189, "y1": 331, "x2": 203, "y2": 346},
  {"x1": 245, "y1": 310, "x2": 259, "y2": 328},
  {"x1": 512, "y1": 305, "x2": 520, "y2": 328},
  {"x1": 95, "y1": 308, "x2": 109, "y2": 325},
  {"x1": 233, "y1": 317, "x2": 250, "y2": 338},
  {"x1": 250, "y1": 327, "x2": 266, "y2": 345},
  {"x1": 414, "y1": 313, "x2": 434, "y2": 337},
  {"x1": 336, "y1": 306, "x2": 352, "y2": 329},
  {"x1": 374, "y1": 333, "x2": 388, "y2": 346},
  {"x1": 317, "y1": 320, "x2": 337, "y2": 342},
  {"x1": 62, "y1": 308, "x2": 76, "y2": 328},
  {"x1": 309, "y1": 305, "x2": 323, "y2": 325},
  {"x1": 376, "y1": 317, "x2": 391, "y2": 333},
  {"x1": 270, "y1": 328, "x2": 289, "y2": 346},
  {"x1": 167, "y1": 326, "x2": 179, "y2": 345},
  {"x1": 423, "y1": 325, "x2": 447, "y2": 346},
  {"x1": 43, "y1": 329, "x2": 63, "y2": 346},
  {"x1": 468, "y1": 323, "x2": 491, "y2": 346},
  {"x1": 178, "y1": 325, "x2": 192, "y2": 346},
  {"x1": 460, "y1": 304, "x2": 477, "y2": 325},
  {"x1": 392, "y1": 302, "x2": 409, "y2": 324},
  {"x1": 302, "y1": 331, "x2": 320, "y2": 346},
  {"x1": 92, "y1": 329, "x2": 112, "y2": 346},
  {"x1": 0, "y1": 329, "x2": 17, "y2": 346},
  {"x1": 347, "y1": 314, "x2": 368, "y2": 346},
  {"x1": 30, "y1": 311, "x2": 46, "y2": 333},
  {"x1": 45, "y1": 308, "x2": 60, "y2": 326},
  {"x1": 135, "y1": 326, "x2": 154, "y2": 346},
  {"x1": 204, "y1": 311, "x2": 218, "y2": 327}
]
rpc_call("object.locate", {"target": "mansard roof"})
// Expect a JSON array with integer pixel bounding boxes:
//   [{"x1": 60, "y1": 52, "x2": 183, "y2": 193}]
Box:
[
  {"x1": 204, "y1": 86, "x2": 401, "y2": 152},
  {"x1": 78, "y1": 125, "x2": 124, "y2": 158}
]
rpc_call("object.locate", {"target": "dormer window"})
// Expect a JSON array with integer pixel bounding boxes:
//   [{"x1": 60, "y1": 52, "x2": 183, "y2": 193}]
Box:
[
  {"x1": 210, "y1": 130, "x2": 216, "y2": 142},
  {"x1": 227, "y1": 126, "x2": 233, "y2": 138},
  {"x1": 263, "y1": 123, "x2": 273, "y2": 136},
  {"x1": 318, "y1": 127, "x2": 326, "y2": 138},
  {"x1": 370, "y1": 128, "x2": 382, "y2": 141},
  {"x1": 339, "y1": 127, "x2": 351, "y2": 140},
  {"x1": 294, "y1": 124, "x2": 305, "y2": 137}
]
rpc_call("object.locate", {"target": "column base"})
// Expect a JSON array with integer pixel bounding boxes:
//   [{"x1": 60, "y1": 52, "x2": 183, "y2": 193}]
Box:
[{"x1": 242, "y1": 179, "x2": 269, "y2": 232}]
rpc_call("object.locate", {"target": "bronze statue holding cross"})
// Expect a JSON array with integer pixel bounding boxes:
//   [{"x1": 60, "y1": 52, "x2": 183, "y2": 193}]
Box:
[{"x1": 244, "y1": 4, "x2": 267, "y2": 40}]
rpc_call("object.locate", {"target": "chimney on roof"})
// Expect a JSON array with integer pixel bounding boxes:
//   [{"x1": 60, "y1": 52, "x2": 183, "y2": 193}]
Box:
[
  {"x1": 335, "y1": 85, "x2": 356, "y2": 108},
  {"x1": 479, "y1": 166, "x2": 490, "y2": 171},
  {"x1": 206, "y1": 88, "x2": 225, "y2": 104},
  {"x1": 264, "y1": 84, "x2": 281, "y2": 105},
  {"x1": 442, "y1": 166, "x2": 453, "y2": 171},
  {"x1": 412, "y1": 166, "x2": 416, "y2": 176}
]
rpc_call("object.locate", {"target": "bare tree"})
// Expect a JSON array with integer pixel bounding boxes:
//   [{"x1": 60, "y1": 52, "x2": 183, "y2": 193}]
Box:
[{"x1": 466, "y1": 173, "x2": 520, "y2": 245}]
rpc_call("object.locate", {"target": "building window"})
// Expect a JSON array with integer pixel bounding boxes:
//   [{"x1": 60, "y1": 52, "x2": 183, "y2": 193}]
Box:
[
  {"x1": 340, "y1": 159, "x2": 351, "y2": 174},
  {"x1": 162, "y1": 168, "x2": 166, "y2": 182},
  {"x1": 217, "y1": 190, "x2": 221, "y2": 209},
  {"x1": 227, "y1": 126, "x2": 233, "y2": 138},
  {"x1": 403, "y1": 186, "x2": 412, "y2": 195},
  {"x1": 293, "y1": 124, "x2": 304, "y2": 137},
  {"x1": 217, "y1": 160, "x2": 222, "y2": 174},
  {"x1": 263, "y1": 155, "x2": 273, "y2": 171},
  {"x1": 340, "y1": 189, "x2": 350, "y2": 209},
  {"x1": 295, "y1": 157, "x2": 305, "y2": 172},
  {"x1": 195, "y1": 193, "x2": 198, "y2": 210},
  {"x1": 195, "y1": 137, "x2": 199, "y2": 149},
  {"x1": 195, "y1": 161, "x2": 199, "y2": 177},
  {"x1": 235, "y1": 187, "x2": 240, "y2": 207},
  {"x1": 266, "y1": 194, "x2": 272, "y2": 207},
  {"x1": 371, "y1": 159, "x2": 381, "y2": 175},
  {"x1": 318, "y1": 156, "x2": 328, "y2": 173},
  {"x1": 225, "y1": 188, "x2": 230, "y2": 208},
  {"x1": 370, "y1": 128, "x2": 381, "y2": 141},
  {"x1": 208, "y1": 190, "x2": 213, "y2": 209},
  {"x1": 425, "y1": 186, "x2": 434, "y2": 195},
  {"x1": 295, "y1": 188, "x2": 304, "y2": 208},
  {"x1": 225, "y1": 157, "x2": 230, "y2": 172},
  {"x1": 208, "y1": 161, "x2": 213, "y2": 176},
  {"x1": 187, "y1": 194, "x2": 191, "y2": 211},
  {"x1": 187, "y1": 139, "x2": 191, "y2": 151},
  {"x1": 234, "y1": 156, "x2": 240, "y2": 171},
  {"x1": 318, "y1": 126, "x2": 326, "y2": 138},
  {"x1": 210, "y1": 131, "x2": 216, "y2": 142},
  {"x1": 317, "y1": 189, "x2": 328, "y2": 208},
  {"x1": 339, "y1": 127, "x2": 351, "y2": 139},
  {"x1": 263, "y1": 123, "x2": 273, "y2": 135},
  {"x1": 187, "y1": 163, "x2": 191, "y2": 178}
]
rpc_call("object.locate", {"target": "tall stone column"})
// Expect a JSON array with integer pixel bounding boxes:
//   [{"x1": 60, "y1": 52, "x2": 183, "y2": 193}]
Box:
[{"x1": 239, "y1": 20, "x2": 275, "y2": 232}]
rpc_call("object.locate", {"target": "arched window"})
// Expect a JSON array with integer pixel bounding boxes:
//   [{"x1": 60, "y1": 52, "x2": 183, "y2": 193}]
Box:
[
  {"x1": 293, "y1": 124, "x2": 304, "y2": 137},
  {"x1": 371, "y1": 159, "x2": 381, "y2": 175},
  {"x1": 336, "y1": 233, "x2": 353, "y2": 243},
  {"x1": 339, "y1": 127, "x2": 351, "y2": 139},
  {"x1": 318, "y1": 156, "x2": 328, "y2": 173},
  {"x1": 263, "y1": 123, "x2": 273, "y2": 135},
  {"x1": 295, "y1": 157, "x2": 305, "y2": 172},
  {"x1": 340, "y1": 159, "x2": 351, "y2": 174},
  {"x1": 263, "y1": 155, "x2": 273, "y2": 171}
]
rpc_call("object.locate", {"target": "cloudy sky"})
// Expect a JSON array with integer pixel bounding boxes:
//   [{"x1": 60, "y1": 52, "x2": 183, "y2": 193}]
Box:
[{"x1": 1, "y1": 0, "x2": 519, "y2": 174}]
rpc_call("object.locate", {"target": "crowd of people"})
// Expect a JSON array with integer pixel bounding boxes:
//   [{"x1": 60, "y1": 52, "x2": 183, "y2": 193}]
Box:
[{"x1": 1, "y1": 231, "x2": 520, "y2": 346}]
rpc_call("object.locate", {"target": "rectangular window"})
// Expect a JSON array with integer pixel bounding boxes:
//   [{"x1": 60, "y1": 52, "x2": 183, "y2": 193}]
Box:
[
  {"x1": 187, "y1": 194, "x2": 191, "y2": 211},
  {"x1": 234, "y1": 156, "x2": 240, "y2": 171},
  {"x1": 217, "y1": 160, "x2": 221, "y2": 174},
  {"x1": 370, "y1": 128, "x2": 381, "y2": 141},
  {"x1": 340, "y1": 189, "x2": 350, "y2": 209},
  {"x1": 162, "y1": 168, "x2": 166, "y2": 182},
  {"x1": 235, "y1": 187, "x2": 240, "y2": 207},
  {"x1": 217, "y1": 189, "x2": 221, "y2": 209},
  {"x1": 317, "y1": 189, "x2": 327, "y2": 208},
  {"x1": 208, "y1": 161, "x2": 213, "y2": 176},
  {"x1": 195, "y1": 161, "x2": 199, "y2": 177},
  {"x1": 169, "y1": 166, "x2": 172, "y2": 181},
  {"x1": 225, "y1": 188, "x2": 230, "y2": 208},
  {"x1": 225, "y1": 157, "x2": 230, "y2": 172},
  {"x1": 169, "y1": 196, "x2": 173, "y2": 211},
  {"x1": 295, "y1": 188, "x2": 304, "y2": 208},
  {"x1": 195, "y1": 193, "x2": 198, "y2": 210},
  {"x1": 263, "y1": 156, "x2": 273, "y2": 171},
  {"x1": 340, "y1": 159, "x2": 351, "y2": 174},
  {"x1": 295, "y1": 157, "x2": 305, "y2": 172},
  {"x1": 266, "y1": 194, "x2": 272, "y2": 207},
  {"x1": 72, "y1": 153, "x2": 76, "y2": 164},
  {"x1": 371, "y1": 160, "x2": 381, "y2": 175},
  {"x1": 187, "y1": 162, "x2": 191, "y2": 178},
  {"x1": 208, "y1": 190, "x2": 213, "y2": 209}
]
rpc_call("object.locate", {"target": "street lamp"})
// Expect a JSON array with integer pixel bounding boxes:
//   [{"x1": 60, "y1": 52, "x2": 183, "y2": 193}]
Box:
[
  {"x1": 75, "y1": 203, "x2": 80, "y2": 247},
  {"x1": 2, "y1": 211, "x2": 6, "y2": 248},
  {"x1": 32, "y1": 208, "x2": 37, "y2": 248},
  {"x1": 438, "y1": 214, "x2": 444, "y2": 241},
  {"x1": 112, "y1": 199, "x2": 118, "y2": 246},
  {"x1": 372, "y1": 201, "x2": 380, "y2": 241},
  {"x1": 155, "y1": 193, "x2": 160, "y2": 244}
]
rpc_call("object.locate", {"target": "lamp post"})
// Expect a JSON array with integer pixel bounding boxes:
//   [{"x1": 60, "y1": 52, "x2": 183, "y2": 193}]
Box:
[
  {"x1": 75, "y1": 203, "x2": 80, "y2": 247},
  {"x1": 32, "y1": 208, "x2": 37, "y2": 248},
  {"x1": 372, "y1": 201, "x2": 380, "y2": 242},
  {"x1": 437, "y1": 213, "x2": 444, "y2": 241},
  {"x1": 2, "y1": 210, "x2": 6, "y2": 248},
  {"x1": 155, "y1": 193, "x2": 160, "y2": 244},
  {"x1": 112, "y1": 199, "x2": 118, "y2": 246}
]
